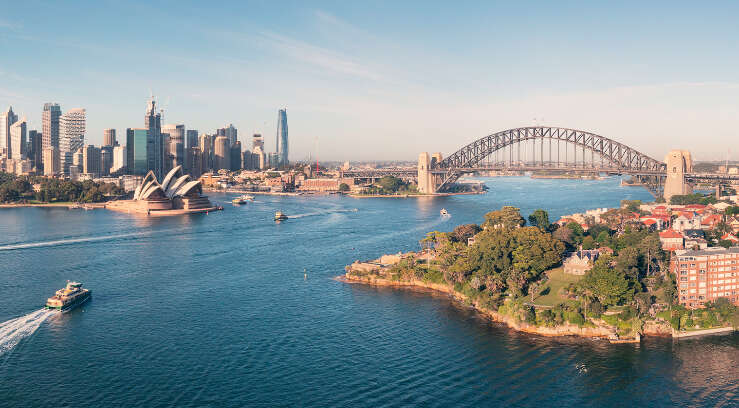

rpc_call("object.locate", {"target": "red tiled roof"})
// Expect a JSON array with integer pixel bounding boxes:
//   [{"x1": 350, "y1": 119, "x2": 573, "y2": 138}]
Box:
[
  {"x1": 659, "y1": 229, "x2": 683, "y2": 239},
  {"x1": 722, "y1": 233, "x2": 739, "y2": 242},
  {"x1": 643, "y1": 219, "x2": 657, "y2": 225}
]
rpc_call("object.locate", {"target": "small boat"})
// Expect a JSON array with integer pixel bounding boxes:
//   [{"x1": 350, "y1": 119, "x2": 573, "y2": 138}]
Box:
[
  {"x1": 440, "y1": 208, "x2": 450, "y2": 216},
  {"x1": 241, "y1": 194, "x2": 255, "y2": 201},
  {"x1": 232, "y1": 197, "x2": 246, "y2": 205},
  {"x1": 45, "y1": 281, "x2": 92, "y2": 313},
  {"x1": 274, "y1": 211, "x2": 288, "y2": 221}
]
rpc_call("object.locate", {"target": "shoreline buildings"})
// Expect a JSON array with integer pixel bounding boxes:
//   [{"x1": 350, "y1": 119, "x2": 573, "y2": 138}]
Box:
[{"x1": 672, "y1": 247, "x2": 739, "y2": 308}]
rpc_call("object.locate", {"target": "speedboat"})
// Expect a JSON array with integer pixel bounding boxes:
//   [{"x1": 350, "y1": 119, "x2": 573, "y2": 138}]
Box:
[
  {"x1": 274, "y1": 211, "x2": 288, "y2": 221},
  {"x1": 232, "y1": 197, "x2": 246, "y2": 205},
  {"x1": 440, "y1": 208, "x2": 450, "y2": 216}
]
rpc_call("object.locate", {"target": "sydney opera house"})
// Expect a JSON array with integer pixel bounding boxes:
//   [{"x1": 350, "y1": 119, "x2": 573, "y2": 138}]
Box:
[{"x1": 107, "y1": 166, "x2": 218, "y2": 215}]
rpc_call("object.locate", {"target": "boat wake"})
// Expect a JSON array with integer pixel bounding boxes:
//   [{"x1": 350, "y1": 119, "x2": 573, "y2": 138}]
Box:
[
  {"x1": 0, "y1": 230, "x2": 156, "y2": 251},
  {"x1": 289, "y1": 208, "x2": 359, "y2": 219},
  {"x1": 0, "y1": 309, "x2": 58, "y2": 356}
]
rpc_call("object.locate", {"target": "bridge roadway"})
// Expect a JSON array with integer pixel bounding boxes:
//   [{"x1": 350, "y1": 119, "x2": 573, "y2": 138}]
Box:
[{"x1": 342, "y1": 166, "x2": 739, "y2": 183}]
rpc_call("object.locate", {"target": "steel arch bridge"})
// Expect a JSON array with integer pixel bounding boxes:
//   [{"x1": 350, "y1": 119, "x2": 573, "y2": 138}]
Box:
[{"x1": 432, "y1": 126, "x2": 667, "y2": 193}]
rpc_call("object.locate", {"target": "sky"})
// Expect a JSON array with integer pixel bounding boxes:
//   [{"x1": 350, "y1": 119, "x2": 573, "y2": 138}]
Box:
[{"x1": 0, "y1": 1, "x2": 737, "y2": 162}]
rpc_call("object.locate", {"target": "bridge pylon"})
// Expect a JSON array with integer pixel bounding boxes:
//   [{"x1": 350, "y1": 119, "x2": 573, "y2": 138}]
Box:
[
  {"x1": 663, "y1": 150, "x2": 693, "y2": 202},
  {"x1": 418, "y1": 152, "x2": 434, "y2": 194}
]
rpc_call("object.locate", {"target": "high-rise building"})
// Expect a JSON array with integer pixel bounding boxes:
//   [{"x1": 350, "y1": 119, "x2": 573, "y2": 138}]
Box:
[
  {"x1": 9, "y1": 117, "x2": 27, "y2": 160},
  {"x1": 112, "y1": 145, "x2": 127, "y2": 174},
  {"x1": 253, "y1": 146, "x2": 267, "y2": 170},
  {"x1": 145, "y1": 98, "x2": 163, "y2": 179},
  {"x1": 101, "y1": 145, "x2": 113, "y2": 176},
  {"x1": 103, "y1": 128, "x2": 116, "y2": 146},
  {"x1": 83, "y1": 145, "x2": 101, "y2": 177},
  {"x1": 126, "y1": 128, "x2": 149, "y2": 175},
  {"x1": 214, "y1": 136, "x2": 230, "y2": 171},
  {"x1": 162, "y1": 124, "x2": 185, "y2": 173},
  {"x1": 28, "y1": 130, "x2": 43, "y2": 171},
  {"x1": 42, "y1": 147, "x2": 60, "y2": 176},
  {"x1": 223, "y1": 124, "x2": 237, "y2": 146},
  {"x1": 59, "y1": 108, "x2": 86, "y2": 175},
  {"x1": 0, "y1": 106, "x2": 18, "y2": 157},
  {"x1": 187, "y1": 147, "x2": 202, "y2": 179},
  {"x1": 199, "y1": 133, "x2": 212, "y2": 173},
  {"x1": 230, "y1": 141, "x2": 242, "y2": 171},
  {"x1": 186, "y1": 129, "x2": 198, "y2": 149},
  {"x1": 276, "y1": 109, "x2": 288, "y2": 166},
  {"x1": 252, "y1": 133, "x2": 264, "y2": 151},
  {"x1": 42, "y1": 103, "x2": 61, "y2": 151},
  {"x1": 268, "y1": 152, "x2": 279, "y2": 168},
  {"x1": 73, "y1": 148, "x2": 84, "y2": 168}
]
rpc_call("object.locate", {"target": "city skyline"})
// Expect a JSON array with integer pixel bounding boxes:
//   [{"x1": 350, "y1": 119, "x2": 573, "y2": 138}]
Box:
[{"x1": 1, "y1": 2, "x2": 738, "y2": 161}]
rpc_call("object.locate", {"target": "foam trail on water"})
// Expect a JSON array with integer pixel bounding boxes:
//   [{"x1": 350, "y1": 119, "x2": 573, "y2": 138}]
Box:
[
  {"x1": 0, "y1": 230, "x2": 155, "y2": 251},
  {"x1": 289, "y1": 209, "x2": 359, "y2": 219},
  {"x1": 0, "y1": 309, "x2": 58, "y2": 356}
]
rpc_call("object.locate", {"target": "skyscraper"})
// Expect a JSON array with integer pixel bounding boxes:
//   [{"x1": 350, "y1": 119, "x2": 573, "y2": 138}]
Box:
[
  {"x1": 42, "y1": 103, "x2": 61, "y2": 151},
  {"x1": 162, "y1": 124, "x2": 185, "y2": 173},
  {"x1": 112, "y1": 145, "x2": 127, "y2": 174},
  {"x1": 59, "y1": 108, "x2": 86, "y2": 175},
  {"x1": 230, "y1": 140, "x2": 242, "y2": 171},
  {"x1": 199, "y1": 133, "x2": 212, "y2": 173},
  {"x1": 103, "y1": 128, "x2": 116, "y2": 146},
  {"x1": 0, "y1": 106, "x2": 18, "y2": 157},
  {"x1": 83, "y1": 145, "x2": 101, "y2": 177},
  {"x1": 145, "y1": 98, "x2": 163, "y2": 179},
  {"x1": 9, "y1": 117, "x2": 27, "y2": 160},
  {"x1": 252, "y1": 133, "x2": 264, "y2": 151},
  {"x1": 224, "y1": 124, "x2": 237, "y2": 145},
  {"x1": 28, "y1": 130, "x2": 43, "y2": 171},
  {"x1": 126, "y1": 128, "x2": 149, "y2": 175},
  {"x1": 101, "y1": 145, "x2": 113, "y2": 176},
  {"x1": 43, "y1": 147, "x2": 60, "y2": 176},
  {"x1": 276, "y1": 109, "x2": 288, "y2": 166},
  {"x1": 214, "y1": 135, "x2": 230, "y2": 171},
  {"x1": 186, "y1": 129, "x2": 198, "y2": 149}
]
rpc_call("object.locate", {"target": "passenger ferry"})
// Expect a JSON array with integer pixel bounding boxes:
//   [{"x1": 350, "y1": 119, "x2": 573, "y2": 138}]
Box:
[
  {"x1": 45, "y1": 281, "x2": 92, "y2": 312},
  {"x1": 232, "y1": 194, "x2": 255, "y2": 205}
]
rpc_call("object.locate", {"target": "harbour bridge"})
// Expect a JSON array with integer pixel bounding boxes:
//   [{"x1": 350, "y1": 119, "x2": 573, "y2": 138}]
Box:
[{"x1": 342, "y1": 126, "x2": 739, "y2": 200}]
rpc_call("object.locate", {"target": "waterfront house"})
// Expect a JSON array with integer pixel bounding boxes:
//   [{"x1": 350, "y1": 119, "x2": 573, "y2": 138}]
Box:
[{"x1": 563, "y1": 249, "x2": 600, "y2": 275}]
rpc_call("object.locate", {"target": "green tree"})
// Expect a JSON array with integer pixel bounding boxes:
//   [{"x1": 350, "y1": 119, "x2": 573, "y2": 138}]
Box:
[
  {"x1": 338, "y1": 183, "x2": 350, "y2": 192},
  {"x1": 580, "y1": 255, "x2": 633, "y2": 306},
  {"x1": 527, "y1": 209, "x2": 550, "y2": 231},
  {"x1": 377, "y1": 176, "x2": 403, "y2": 192},
  {"x1": 483, "y1": 206, "x2": 526, "y2": 229},
  {"x1": 451, "y1": 224, "x2": 482, "y2": 243}
]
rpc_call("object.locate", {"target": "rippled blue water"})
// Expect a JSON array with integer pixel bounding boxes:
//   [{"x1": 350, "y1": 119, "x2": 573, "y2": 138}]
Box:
[{"x1": 0, "y1": 177, "x2": 737, "y2": 407}]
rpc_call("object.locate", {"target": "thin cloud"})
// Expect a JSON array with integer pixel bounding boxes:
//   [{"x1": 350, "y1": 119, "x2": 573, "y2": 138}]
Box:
[{"x1": 257, "y1": 31, "x2": 382, "y2": 81}]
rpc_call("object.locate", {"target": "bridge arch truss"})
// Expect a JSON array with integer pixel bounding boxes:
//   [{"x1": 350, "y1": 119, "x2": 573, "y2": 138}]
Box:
[{"x1": 435, "y1": 127, "x2": 667, "y2": 193}]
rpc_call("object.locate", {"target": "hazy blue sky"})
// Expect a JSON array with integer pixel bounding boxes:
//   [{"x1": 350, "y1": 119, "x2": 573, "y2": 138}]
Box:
[{"x1": 1, "y1": 1, "x2": 737, "y2": 161}]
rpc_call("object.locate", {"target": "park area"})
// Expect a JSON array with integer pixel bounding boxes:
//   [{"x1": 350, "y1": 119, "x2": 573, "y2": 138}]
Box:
[{"x1": 532, "y1": 267, "x2": 582, "y2": 307}]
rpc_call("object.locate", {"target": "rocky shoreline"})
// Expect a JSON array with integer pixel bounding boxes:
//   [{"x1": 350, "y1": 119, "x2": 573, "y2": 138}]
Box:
[{"x1": 339, "y1": 272, "x2": 675, "y2": 341}]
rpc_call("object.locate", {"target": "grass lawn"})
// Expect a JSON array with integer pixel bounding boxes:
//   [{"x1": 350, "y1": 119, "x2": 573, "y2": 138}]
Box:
[{"x1": 533, "y1": 267, "x2": 582, "y2": 307}]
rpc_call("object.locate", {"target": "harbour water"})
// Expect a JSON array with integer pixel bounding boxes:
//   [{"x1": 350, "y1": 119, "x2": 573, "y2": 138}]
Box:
[{"x1": 0, "y1": 177, "x2": 737, "y2": 407}]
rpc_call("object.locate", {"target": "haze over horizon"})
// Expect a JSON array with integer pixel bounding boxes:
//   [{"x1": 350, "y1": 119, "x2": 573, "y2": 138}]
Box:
[{"x1": 1, "y1": 1, "x2": 737, "y2": 162}]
